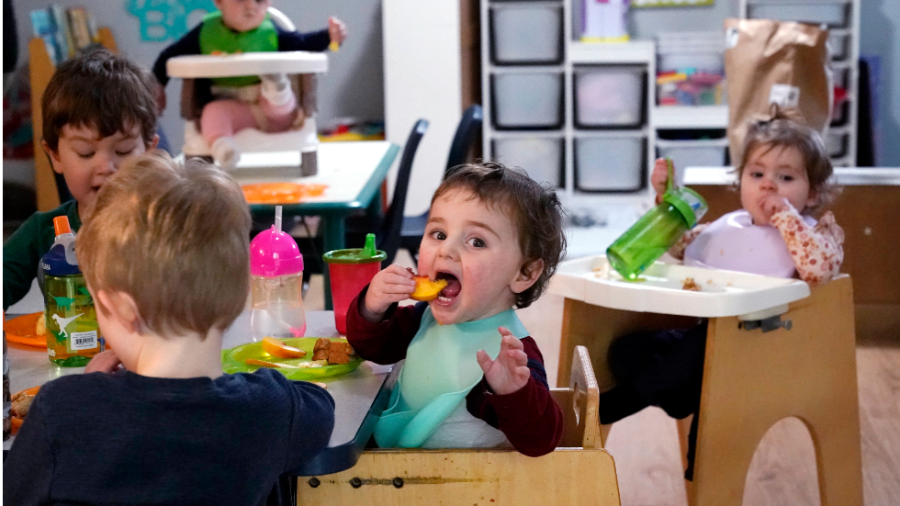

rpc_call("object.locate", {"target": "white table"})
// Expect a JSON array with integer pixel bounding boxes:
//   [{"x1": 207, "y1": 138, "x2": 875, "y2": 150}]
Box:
[
  {"x1": 241, "y1": 141, "x2": 399, "y2": 310},
  {"x1": 4, "y1": 311, "x2": 393, "y2": 476}
]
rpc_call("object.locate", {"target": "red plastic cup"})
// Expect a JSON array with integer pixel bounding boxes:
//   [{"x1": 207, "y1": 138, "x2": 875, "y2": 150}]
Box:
[{"x1": 322, "y1": 243, "x2": 386, "y2": 334}]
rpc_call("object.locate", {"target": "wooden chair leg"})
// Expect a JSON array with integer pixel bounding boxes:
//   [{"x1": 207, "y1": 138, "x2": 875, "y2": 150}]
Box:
[{"x1": 690, "y1": 276, "x2": 861, "y2": 506}]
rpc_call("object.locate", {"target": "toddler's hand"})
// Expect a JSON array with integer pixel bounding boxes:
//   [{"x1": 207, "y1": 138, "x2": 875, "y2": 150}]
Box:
[
  {"x1": 85, "y1": 350, "x2": 123, "y2": 374},
  {"x1": 650, "y1": 158, "x2": 670, "y2": 204},
  {"x1": 361, "y1": 264, "x2": 416, "y2": 322},
  {"x1": 759, "y1": 195, "x2": 792, "y2": 225},
  {"x1": 477, "y1": 327, "x2": 530, "y2": 396},
  {"x1": 328, "y1": 17, "x2": 347, "y2": 46}
]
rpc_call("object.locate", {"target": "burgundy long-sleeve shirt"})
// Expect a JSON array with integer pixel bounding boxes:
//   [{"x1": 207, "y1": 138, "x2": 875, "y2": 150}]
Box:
[{"x1": 347, "y1": 288, "x2": 563, "y2": 457}]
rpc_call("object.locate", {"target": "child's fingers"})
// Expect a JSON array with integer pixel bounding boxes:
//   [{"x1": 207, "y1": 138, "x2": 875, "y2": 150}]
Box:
[
  {"x1": 476, "y1": 349, "x2": 494, "y2": 374},
  {"x1": 84, "y1": 350, "x2": 123, "y2": 374}
]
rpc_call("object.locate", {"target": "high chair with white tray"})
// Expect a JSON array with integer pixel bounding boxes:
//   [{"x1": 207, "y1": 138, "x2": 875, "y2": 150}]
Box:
[
  {"x1": 550, "y1": 256, "x2": 862, "y2": 506},
  {"x1": 166, "y1": 8, "x2": 326, "y2": 176},
  {"x1": 296, "y1": 345, "x2": 621, "y2": 506}
]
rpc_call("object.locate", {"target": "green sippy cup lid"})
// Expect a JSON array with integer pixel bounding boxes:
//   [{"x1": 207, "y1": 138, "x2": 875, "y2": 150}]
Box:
[{"x1": 322, "y1": 233, "x2": 387, "y2": 264}]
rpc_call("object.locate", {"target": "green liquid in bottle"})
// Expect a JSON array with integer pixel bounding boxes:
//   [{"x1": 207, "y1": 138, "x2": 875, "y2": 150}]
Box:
[{"x1": 44, "y1": 274, "x2": 101, "y2": 367}]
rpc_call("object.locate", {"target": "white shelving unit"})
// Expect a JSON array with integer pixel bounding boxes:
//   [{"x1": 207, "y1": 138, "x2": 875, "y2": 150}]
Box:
[
  {"x1": 481, "y1": 0, "x2": 657, "y2": 221},
  {"x1": 480, "y1": 0, "x2": 860, "y2": 257}
]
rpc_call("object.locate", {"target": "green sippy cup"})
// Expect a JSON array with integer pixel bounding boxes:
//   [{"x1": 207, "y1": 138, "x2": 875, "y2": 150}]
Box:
[{"x1": 606, "y1": 159, "x2": 708, "y2": 280}]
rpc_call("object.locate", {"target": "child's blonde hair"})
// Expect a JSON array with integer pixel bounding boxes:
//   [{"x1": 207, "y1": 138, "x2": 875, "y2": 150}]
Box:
[
  {"x1": 76, "y1": 152, "x2": 251, "y2": 337},
  {"x1": 433, "y1": 162, "x2": 566, "y2": 309},
  {"x1": 738, "y1": 116, "x2": 838, "y2": 214}
]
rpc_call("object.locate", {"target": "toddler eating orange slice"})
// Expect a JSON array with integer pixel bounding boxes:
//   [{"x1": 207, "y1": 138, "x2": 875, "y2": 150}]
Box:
[{"x1": 410, "y1": 276, "x2": 448, "y2": 302}]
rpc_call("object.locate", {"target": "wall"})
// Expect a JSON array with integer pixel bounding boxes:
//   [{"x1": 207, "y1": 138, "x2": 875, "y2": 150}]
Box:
[
  {"x1": 860, "y1": 0, "x2": 900, "y2": 166},
  {"x1": 11, "y1": 0, "x2": 384, "y2": 156}
]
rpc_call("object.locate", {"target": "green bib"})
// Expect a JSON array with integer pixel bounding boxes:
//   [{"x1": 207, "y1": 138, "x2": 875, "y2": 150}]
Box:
[
  {"x1": 374, "y1": 308, "x2": 529, "y2": 448},
  {"x1": 198, "y1": 11, "x2": 278, "y2": 88}
]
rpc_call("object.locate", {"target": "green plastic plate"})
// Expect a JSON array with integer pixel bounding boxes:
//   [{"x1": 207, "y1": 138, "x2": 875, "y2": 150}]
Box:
[{"x1": 222, "y1": 337, "x2": 363, "y2": 381}]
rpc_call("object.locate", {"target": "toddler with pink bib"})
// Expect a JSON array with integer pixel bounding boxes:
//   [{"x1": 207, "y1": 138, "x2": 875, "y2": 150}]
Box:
[{"x1": 599, "y1": 115, "x2": 845, "y2": 481}]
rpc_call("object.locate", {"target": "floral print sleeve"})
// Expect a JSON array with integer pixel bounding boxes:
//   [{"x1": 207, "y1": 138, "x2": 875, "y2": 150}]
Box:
[
  {"x1": 667, "y1": 223, "x2": 710, "y2": 260},
  {"x1": 770, "y1": 209, "x2": 844, "y2": 286}
]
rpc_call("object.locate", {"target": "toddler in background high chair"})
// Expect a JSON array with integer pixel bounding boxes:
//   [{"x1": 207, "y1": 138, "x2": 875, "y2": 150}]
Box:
[
  {"x1": 152, "y1": 0, "x2": 347, "y2": 169},
  {"x1": 600, "y1": 114, "x2": 845, "y2": 480}
]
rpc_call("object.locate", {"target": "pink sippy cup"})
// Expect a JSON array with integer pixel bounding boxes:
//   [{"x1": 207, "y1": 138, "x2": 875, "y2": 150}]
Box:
[{"x1": 249, "y1": 206, "x2": 306, "y2": 341}]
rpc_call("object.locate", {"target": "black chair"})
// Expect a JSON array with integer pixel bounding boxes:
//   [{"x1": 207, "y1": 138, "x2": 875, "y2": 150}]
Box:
[
  {"x1": 398, "y1": 104, "x2": 482, "y2": 263},
  {"x1": 299, "y1": 119, "x2": 429, "y2": 274}
]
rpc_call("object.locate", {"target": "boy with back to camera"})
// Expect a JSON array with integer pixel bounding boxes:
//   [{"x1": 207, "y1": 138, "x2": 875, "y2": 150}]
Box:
[
  {"x1": 3, "y1": 47, "x2": 159, "y2": 311},
  {"x1": 600, "y1": 115, "x2": 844, "y2": 480},
  {"x1": 4, "y1": 152, "x2": 336, "y2": 505},
  {"x1": 347, "y1": 163, "x2": 566, "y2": 457}
]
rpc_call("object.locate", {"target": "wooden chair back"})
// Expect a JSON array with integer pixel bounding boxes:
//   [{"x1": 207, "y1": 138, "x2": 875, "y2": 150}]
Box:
[{"x1": 551, "y1": 345, "x2": 600, "y2": 449}]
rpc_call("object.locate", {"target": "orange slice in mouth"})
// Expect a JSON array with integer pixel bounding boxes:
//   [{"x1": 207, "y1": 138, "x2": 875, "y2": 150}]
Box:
[
  {"x1": 410, "y1": 276, "x2": 449, "y2": 301},
  {"x1": 260, "y1": 337, "x2": 308, "y2": 359}
]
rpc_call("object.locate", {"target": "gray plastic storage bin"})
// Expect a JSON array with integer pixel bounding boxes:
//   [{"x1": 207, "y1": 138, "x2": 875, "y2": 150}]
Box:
[
  {"x1": 492, "y1": 72, "x2": 564, "y2": 129},
  {"x1": 491, "y1": 5, "x2": 563, "y2": 65},
  {"x1": 574, "y1": 66, "x2": 646, "y2": 128},
  {"x1": 656, "y1": 138, "x2": 728, "y2": 172},
  {"x1": 492, "y1": 137, "x2": 563, "y2": 187},
  {"x1": 748, "y1": 2, "x2": 848, "y2": 27},
  {"x1": 828, "y1": 32, "x2": 849, "y2": 60},
  {"x1": 575, "y1": 136, "x2": 645, "y2": 192},
  {"x1": 827, "y1": 131, "x2": 847, "y2": 158}
]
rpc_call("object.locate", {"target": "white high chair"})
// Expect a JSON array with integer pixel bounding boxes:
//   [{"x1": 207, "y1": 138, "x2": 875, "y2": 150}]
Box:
[
  {"x1": 166, "y1": 8, "x2": 326, "y2": 175},
  {"x1": 549, "y1": 257, "x2": 863, "y2": 506}
]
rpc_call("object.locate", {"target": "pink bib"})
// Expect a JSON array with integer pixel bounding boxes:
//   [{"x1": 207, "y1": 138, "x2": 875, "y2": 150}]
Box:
[{"x1": 684, "y1": 210, "x2": 816, "y2": 278}]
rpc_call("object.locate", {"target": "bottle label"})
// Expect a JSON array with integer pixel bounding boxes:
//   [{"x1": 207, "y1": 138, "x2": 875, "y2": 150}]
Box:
[{"x1": 68, "y1": 330, "x2": 99, "y2": 352}]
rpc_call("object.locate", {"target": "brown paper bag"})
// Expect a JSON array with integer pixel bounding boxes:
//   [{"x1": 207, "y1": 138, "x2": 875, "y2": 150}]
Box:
[{"x1": 723, "y1": 18, "x2": 831, "y2": 164}]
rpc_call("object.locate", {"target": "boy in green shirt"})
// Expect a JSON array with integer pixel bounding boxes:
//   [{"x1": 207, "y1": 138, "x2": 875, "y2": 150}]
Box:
[{"x1": 3, "y1": 48, "x2": 159, "y2": 310}]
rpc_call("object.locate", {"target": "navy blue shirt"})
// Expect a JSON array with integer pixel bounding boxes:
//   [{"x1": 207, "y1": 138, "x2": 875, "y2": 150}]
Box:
[{"x1": 4, "y1": 368, "x2": 335, "y2": 506}]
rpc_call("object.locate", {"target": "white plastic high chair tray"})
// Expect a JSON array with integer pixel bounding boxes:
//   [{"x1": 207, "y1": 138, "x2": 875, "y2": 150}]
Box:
[
  {"x1": 548, "y1": 255, "x2": 811, "y2": 318},
  {"x1": 167, "y1": 51, "x2": 328, "y2": 78}
]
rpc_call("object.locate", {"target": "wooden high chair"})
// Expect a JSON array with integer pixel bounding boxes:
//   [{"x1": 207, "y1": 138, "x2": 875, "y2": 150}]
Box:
[
  {"x1": 551, "y1": 256, "x2": 863, "y2": 506},
  {"x1": 296, "y1": 346, "x2": 622, "y2": 506}
]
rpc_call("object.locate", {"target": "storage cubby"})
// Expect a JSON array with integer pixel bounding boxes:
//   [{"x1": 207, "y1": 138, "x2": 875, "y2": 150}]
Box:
[
  {"x1": 573, "y1": 65, "x2": 646, "y2": 129},
  {"x1": 574, "y1": 134, "x2": 646, "y2": 192},
  {"x1": 491, "y1": 70, "x2": 565, "y2": 129},
  {"x1": 492, "y1": 135, "x2": 565, "y2": 187},
  {"x1": 482, "y1": 0, "x2": 860, "y2": 220},
  {"x1": 490, "y1": 3, "x2": 564, "y2": 65}
]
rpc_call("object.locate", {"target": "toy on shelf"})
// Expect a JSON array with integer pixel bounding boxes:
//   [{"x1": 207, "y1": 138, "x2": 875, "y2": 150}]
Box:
[
  {"x1": 158, "y1": 5, "x2": 347, "y2": 175},
  {"x1": 580, "y1": 0, "x2": 630, "y2": 43}
]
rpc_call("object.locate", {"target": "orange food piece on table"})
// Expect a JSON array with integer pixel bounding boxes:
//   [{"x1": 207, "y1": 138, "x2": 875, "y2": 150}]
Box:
[
  {"x1": 242, "y1": 183, "x2": 328, "y2": 204},
  {"x1": 410, "y1": 276, "x2": 448, "y2": 301},
  {"x1": 261, "y1": 336, "x2": 307, "y2": 359},
  {"x1": 245, "y1": 358, "x2": 300, "y2": 369}
]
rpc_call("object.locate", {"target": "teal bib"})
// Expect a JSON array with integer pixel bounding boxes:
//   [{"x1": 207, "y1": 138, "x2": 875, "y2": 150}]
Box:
[
  {"x1": 374, "y1": 308, "x2": 529, "y2": 448},
  {"x1": 199, "y1": 11, "x2": 278, "y2": 88}
]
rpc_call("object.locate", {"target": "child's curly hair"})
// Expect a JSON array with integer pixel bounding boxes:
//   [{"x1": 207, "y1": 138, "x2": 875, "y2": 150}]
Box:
[
  {"x1": 433, "y1": 162, "x2": 566, "y2": 309},
  {"x1": 738, "y1": 115, "x2": 839, "y2": 214}
]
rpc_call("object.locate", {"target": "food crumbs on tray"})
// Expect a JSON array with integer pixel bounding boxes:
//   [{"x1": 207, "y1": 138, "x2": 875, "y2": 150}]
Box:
[{"x1": 682, "y1": 277, "x2": 702, "y2": 291}]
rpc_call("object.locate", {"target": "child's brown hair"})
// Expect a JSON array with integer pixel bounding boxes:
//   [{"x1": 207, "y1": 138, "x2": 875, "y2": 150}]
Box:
[
  {"x1": 433, "y1": 162, "x2": 566, "y2": 309},
  {"x1": 738, "y1": 116, "x2": 838, "y2": 213},
  {"x1": 76, "y1": 152, "x2": 251, "y2": 337},
  {"x1": 42, "y1": 47, "x2": 158, "y2": 151}
]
